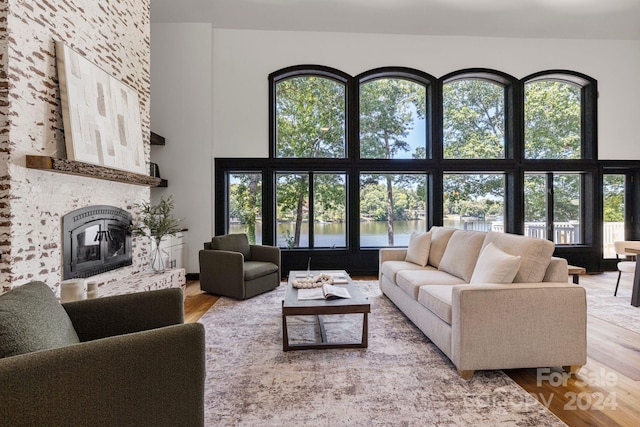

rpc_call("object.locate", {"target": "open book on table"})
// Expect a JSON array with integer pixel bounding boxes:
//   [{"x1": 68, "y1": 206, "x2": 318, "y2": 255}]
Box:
[{"x1": 297, "y1": 283, "x2": 352, "y2": 300}]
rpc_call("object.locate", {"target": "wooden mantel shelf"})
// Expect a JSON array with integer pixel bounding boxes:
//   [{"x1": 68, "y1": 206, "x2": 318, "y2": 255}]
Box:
[{"x1": 26, "y1": 155, "x2": 162, "y2": 187}]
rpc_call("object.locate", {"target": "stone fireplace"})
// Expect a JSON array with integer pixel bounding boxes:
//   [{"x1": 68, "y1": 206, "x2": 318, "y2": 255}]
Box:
[
  {"x1": 0, "y1": 0, "x2": 154, "y2": 294},
  {"x1": 62, "y1": 206, "x2": 133, "y2": 280},
  {"x1": 1, "y1": 1, "x2": 187, "y2": 298}
]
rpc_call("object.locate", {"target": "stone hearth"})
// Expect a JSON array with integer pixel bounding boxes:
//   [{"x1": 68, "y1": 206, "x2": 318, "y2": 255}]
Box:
[{"x1": 89, "y1": 268, "x2": 186, "y2": 298}]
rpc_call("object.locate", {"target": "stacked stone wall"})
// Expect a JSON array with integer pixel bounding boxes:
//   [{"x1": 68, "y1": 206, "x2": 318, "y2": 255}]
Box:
[
  {"x1": 1, "y1": 0, "x2": 152, "y2": 293},
  {"x1": 1, "y1": 0, "x2": 11, "y2": 289}
]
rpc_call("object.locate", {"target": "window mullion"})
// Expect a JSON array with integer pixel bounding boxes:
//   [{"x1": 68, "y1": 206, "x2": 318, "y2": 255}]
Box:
[
  {"x1": 546, "y1": 172, "x2": 555, "y2": 241},
  {"x1": 308, "y1": 172, "x2": 315, "y2": 248}
]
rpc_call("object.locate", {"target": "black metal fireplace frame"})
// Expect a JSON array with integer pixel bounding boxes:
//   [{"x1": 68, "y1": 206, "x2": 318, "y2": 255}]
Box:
[{"x1": 62, "y1": 205, "x2": 133, "y2": 279}]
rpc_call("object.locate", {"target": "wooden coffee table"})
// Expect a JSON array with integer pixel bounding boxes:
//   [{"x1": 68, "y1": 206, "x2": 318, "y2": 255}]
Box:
[{"x1": 282, "y1": 270, "x2": 370, "y2": 351}]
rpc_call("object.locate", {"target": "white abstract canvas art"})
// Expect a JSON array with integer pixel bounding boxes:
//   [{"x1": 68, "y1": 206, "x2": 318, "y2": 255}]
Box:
[{"x1": 56, "y1": 41, "x2": 146, "y2": 175}]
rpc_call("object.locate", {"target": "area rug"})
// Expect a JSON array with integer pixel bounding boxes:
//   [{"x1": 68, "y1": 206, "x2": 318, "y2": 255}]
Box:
[
  {"x1": 583, "y1": 280, "x2": 640, "y2": 333},
  {"x1": 199, "y1": 281, "x2": 564, "y2": 426}
]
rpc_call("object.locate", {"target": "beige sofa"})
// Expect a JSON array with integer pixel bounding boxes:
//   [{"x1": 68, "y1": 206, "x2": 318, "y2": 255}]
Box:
[{"x1": 379, "y1": 227, "x2": 587, "y2": 379}]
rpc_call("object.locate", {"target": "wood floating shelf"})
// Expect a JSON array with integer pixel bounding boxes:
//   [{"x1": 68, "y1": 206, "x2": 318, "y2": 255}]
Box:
[
  {"x1": 150, "y1": 132, "x2": 166, "y2": 146},
  {"x1": 26, "y1": 155, "x2": 163, "y2": 187}
]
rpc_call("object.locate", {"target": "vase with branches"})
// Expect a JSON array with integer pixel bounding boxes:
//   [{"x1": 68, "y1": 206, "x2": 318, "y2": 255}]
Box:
[{"x1": 130, "y1": 195, "x2": 182, "y2": 273}]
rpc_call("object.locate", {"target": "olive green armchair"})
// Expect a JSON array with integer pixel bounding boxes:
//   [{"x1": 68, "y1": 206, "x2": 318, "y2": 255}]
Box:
[
  {"x1": 0, "y1": 281, "x2": 205, "y2": 427},
  {"x1": 199, "y1": 233, "x2": 281, "y2": 299}
]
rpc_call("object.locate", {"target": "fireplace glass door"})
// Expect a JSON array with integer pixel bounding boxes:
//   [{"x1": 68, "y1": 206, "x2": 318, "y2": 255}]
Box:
[{"x1": 63, "y1": 206, "x2": 132, "y2": 279}]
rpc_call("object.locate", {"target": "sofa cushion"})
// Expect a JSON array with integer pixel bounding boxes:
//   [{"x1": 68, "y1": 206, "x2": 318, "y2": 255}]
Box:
[
  {"x1": 482, "y1": 231, "x2": 555, "y2": 283},
  {"x1": 0, "y1": 281, "x2": 80, "y2": 359},
  {"x1": 470, "y1": 242, "x2": 521, "y2": 284},
  {"x1": 396, "y1": 269, "x2": 465, "y2": 299},
  {"x1": 244, "y1": 261, "x2": 278, "y2": 281},
  {"x1": 212, "y1": 233, "x2": 251, "y2": 260},
  {"x1": 418, "y1": 285, "x2": 453, "y2": 325},
  {"x1": 427, "y1": 227, "x2": 457, "y2": 268},
  {"x1": 381, "y1": 261, "x2": 430, "y2": 284},
  {"x1": 405, "y1": 231, "x2": 432, "y2": 267},
  {"x1": 438, "y1": 230, "x2": 486, "y2": 282}
]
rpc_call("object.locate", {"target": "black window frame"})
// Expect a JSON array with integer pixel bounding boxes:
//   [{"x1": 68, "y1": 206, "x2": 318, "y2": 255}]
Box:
[{"x1": 215, "y1": 66, "x2": 608, "y2": 275}]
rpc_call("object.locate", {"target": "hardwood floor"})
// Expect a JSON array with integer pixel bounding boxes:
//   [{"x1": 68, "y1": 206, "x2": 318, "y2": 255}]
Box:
[
  {"x1": 505, "y1": 272, "x2": 640, "y2": 427},
  {"x1": 184, "y1": 272, "x2": 640, "y2": 426},
  {"x1": 183, "y1": 281, "x2": 218, "y2": 323}
]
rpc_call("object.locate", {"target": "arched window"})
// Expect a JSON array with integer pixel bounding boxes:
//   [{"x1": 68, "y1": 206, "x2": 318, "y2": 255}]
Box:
[
  {"x1": 442, "y1": 77, "x2": 507, "y2": 159},
  {"x1": 273, "y1": 68, "x2": 348, "y2": 159},
  {"x1": 521, "y1": 71, "x2": 597, "y2": 246},
  {"x1": 359, "y1": 77, "x2": 428, "y2": 159},
  {"x1": 524, "y1": 79, "x2": 582, "y2": 159}
]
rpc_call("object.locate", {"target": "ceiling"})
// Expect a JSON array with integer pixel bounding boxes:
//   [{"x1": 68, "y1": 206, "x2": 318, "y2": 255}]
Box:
[{"x1": 150, "y1": 0, "x2": 640, "y2": 40}]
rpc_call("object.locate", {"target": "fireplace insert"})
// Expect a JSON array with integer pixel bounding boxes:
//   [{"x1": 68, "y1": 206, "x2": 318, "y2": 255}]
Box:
[{"x1": 62, "y1": 206, "x2": 133, "y2": 279}]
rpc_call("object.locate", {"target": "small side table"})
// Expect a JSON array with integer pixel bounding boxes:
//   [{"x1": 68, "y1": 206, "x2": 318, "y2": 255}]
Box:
[{"x1": 567, "y1": 265, "x2": 586, "y2": 285}]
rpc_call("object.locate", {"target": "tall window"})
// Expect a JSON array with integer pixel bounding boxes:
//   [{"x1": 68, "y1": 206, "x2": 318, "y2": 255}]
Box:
[
  {"x1": 276, "y1": 173, "x2": 309, "y2": 248},
  {"x1": 228, "y1": 173, "x2": 262, "y2": 244},
  {"x1": 603, "y1": 174, "x2": 625, "y2": 258},
  {"x1": 275, "y1": 172, "x2": 347, "y2": 249},
  {"x1": 442, "y1": 173, "x2": 505, "y2": 231},
  {"x1": 553, "y1": 174, "x2": 582, "y2": 244},
  {"x1": 313, "y1": 173, "x2": 347, "y2": 248},
  {"x1": 524, "y1": 172, "x2": 583, "y2": 244},
  {"x1": 359, "y1": 173, "x2": 427, "y2": 247},
  {"x1": 523, "y1": 174, "x2": 547, "y2": 239},
  {"x1": 522, "y1": 74, "x2": 590, "y2": 245},
  {"x1": 443, "y1": 79, "x2": 506, "y2": 159}
]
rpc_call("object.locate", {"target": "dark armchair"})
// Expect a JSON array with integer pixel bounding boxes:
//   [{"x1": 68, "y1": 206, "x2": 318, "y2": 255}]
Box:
[
  {"x1": 199, "y1": 233, "x2": 281, "y2": 299},
  {"x1": 0, "y1": 281, "x2": 205, "y2": 427}
]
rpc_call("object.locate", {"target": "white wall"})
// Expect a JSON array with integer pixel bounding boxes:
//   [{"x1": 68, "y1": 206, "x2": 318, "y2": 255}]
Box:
[
  {"x1": 151, "y1": 23, "x2": 213, "y2": 274},
  {"x1": 213, "y1": 29, "x2": 640, "y2": 160},
  {"x1": 150, "y1": 28, "x2": 640, "y2": 274}
]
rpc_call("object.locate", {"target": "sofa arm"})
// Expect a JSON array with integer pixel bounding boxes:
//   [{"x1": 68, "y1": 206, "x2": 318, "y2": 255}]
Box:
[
  {"x1": 379, "y1": 248, "x2": 408, "y2": 280},
  {"x1": 0, "y1": 323, "x2": 205, "y2": 427},
  {"x1": 62, "y1": 288, "x2": 185, "y2": 342},
  {"x1": 251, "y1": 245, "x2": 281, "y2": 273},
  {"x1": 543, "y1": 256, "x2": 569, "y2": 282},
  {"x1": 451, "y1": 282, "x2": 587, "y2": 372},
  {"x1": 379, "y1": 248, "x2": 407, "y2": 264}
]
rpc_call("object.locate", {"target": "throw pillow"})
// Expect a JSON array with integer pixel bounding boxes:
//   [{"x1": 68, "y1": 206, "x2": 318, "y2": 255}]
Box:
[
  {"x1": 470, "y1": 242, "x2": 522, "y2": 284},
  {"x1": 405, "y1": 231, "x2": 432, "y2": 267},
  {"x1": 427, "y1": 227, "x2": 457, "y2": 268},
  {"x1": 0, "y1": 281, "x2": 80, "y2": 359},
  {"x1": 483, "y1": 231, "x2": 555, "y2": 282},
  {"x1": 438, "y1": 230, "x2": 486, "y2": 282}
]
